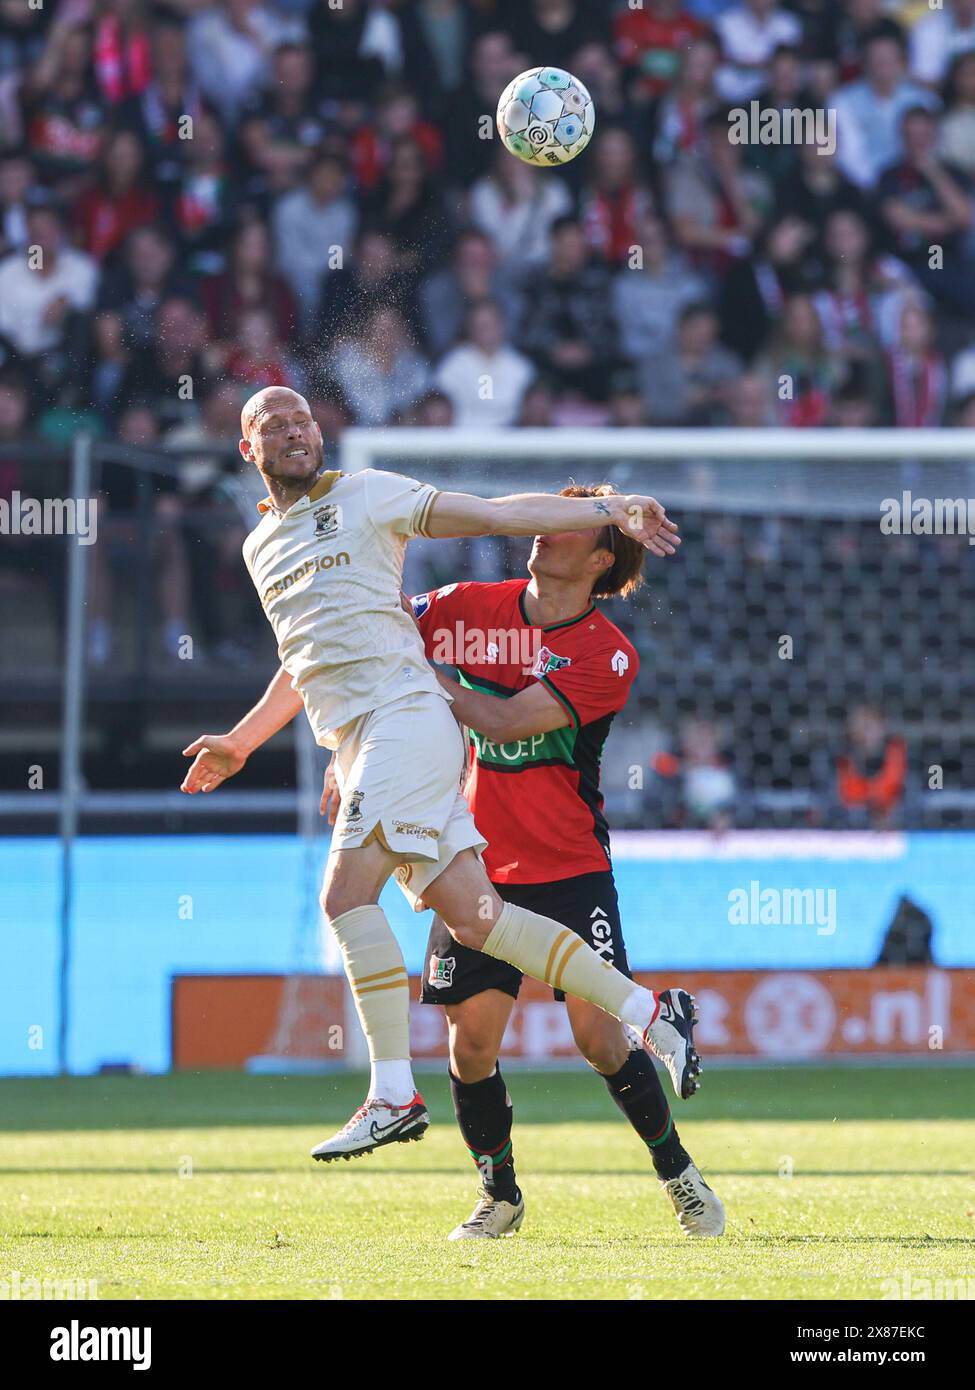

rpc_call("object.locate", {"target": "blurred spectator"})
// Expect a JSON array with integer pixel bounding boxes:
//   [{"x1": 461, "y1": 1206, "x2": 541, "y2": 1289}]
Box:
[
  {"x1": 607, "y1": 367, "x2": 650, "y2": 426},
  {"x1": 23, "y1": 21, "x2": 109, "y2": 189},
  {"x1": 719, "y1": 211, "x2": 818, "y2": 361},
  {"x1": 0, "y1": 151, "x2": 31, "y2": 255},
  {"x1": 238, "y1": 41, "x2": 331, "y2": 196},
  {"x1": 517, "y1": 378, "x2": 558, "y2": 427},
  {"x1": 811, "y1": 208, "x2": 908, "y2": 386},
  {"x1": 121, "y1": 16, "x2": 204, "y2": 191},
  {"x1": 831, "y1": 25, "x2": 939, "y2": 190},
  {"x1": 168, "y1": 106, "x2": 238, "y2": 273},
  {"x1": 397, "y1": 0, "x2": 480, "y2": 111},
  {"x1": 884, "y1": 295, "x2": 948, "y2": 427},
  {"x1": 272, "y1": 153, "x2": 358, "y2": 331},
  {"x1": 909, "y1": 0, "x2": 975, "y2": 88},
  {"x1": 774, "y1": 133, "x2": 866, "y2": 228},
  {"x1": 74, "y1": 127, "x2": 160, "y2": 260},
  {"x1": 939, "y1": 51, "x2": 975, "y2": 189},
  {"x1": 724, "y1": 366, "x2": 776, "y2": 425},
  {"x1": 517, "y1": 215, "x2": 619, "y2": 399},
  {"x1": 579, "y1": 126, "x2": 653, "y2": 265},
  {"x1": 836, "y1": 703, "x2": 906, "y2": 828},
  {"x1": 877, "y1": 104, "x2": 975, "y2": 316},
  {"x1": 651, "y1": 31, "x2": 721, "y2": 165},
  {"x1": 654, "y1": 717, "x2": 737, "y2": 830},
  {"x1": 134, "y1": 294, "x2": 215, "y2": 429},
  {"x1": 0, "y1": 202, "x2": 97, "y2": 398},
  {"x1": 613, "y1": 211, "x2": 707, "y2": 361},
  {"x1": 364, "y1": 134, "x2": 452, "y2": 275},
  {"x1": 443, "y1": 29, "x2": 520, "y2": 186},
  {"x1": 434, "y1": 298, "x2": 534, "y2": 429},
  {"x1": 97, "y1": 225, "x2": 191, "y2": 355},
  {"x1": 715, "y1": 0, "x2": 802, "y2": 104},
  {"x1": 613, "y1": 0, "x2": 709, "y2": 104},
  {"x1": 639, "y1": 301, "x2": 742, "y2": 424},
  {"x1": 224, "y1": 305, "x2": 304, "y2": 393},
  {"x1": 350, "y1": 80, "x2": 443, "y2": 192},
  {"x1": 88, "y1": 401, "x2": 191, "y2": 668},
  {"x1": 666, "y1": 109, "x2": 771, "y2": 279},
  {"x1": 409, "y1": 388, "x2": 455, "y2": 428},
  {"x1": 188, "y1": 0, "x2": 304, "y2": 125},
  {"x1": 316, "y1": 226, "x2": 416, "y2": 354},
  {"x1": 202, "y1": 218, "x2": 298, "y2": 353},
  {"x1": 469, "y1": 142, "x2": 573, "y2": 268},
  {"x1": 330, "y1": 304, "x2": 429, "y2": 425},
  {"x1": 419, "y1": 228, "x2": 521, "y2": 360},
  {"x1": 307, "y1": 0, "x2": 403, "y2": 104},
  {"x1": 501, "y1": 0, "x2": 611, "y2": 71},
  {"x1": 762, "y1": 291, "x2": 839, "y2": 426}
]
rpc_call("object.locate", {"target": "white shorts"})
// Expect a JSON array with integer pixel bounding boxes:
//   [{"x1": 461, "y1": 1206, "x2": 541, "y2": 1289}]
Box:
[{"x1": 329, "y1": 689, "x2": 486, "y2": 911}]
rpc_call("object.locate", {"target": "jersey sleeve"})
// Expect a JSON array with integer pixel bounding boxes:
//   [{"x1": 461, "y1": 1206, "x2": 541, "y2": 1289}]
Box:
[
  {"x1": 537, "y1": 640, "x2": 639, "y2": 729},
  {"x1": 363, "y1": 468, "x2": 439, "y2": 539}
]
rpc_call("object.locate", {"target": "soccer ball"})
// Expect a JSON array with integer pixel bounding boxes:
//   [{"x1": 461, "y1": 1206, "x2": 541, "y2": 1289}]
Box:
[{"x1": 496, "y1": 66, "x2": 595, "y2": 167}]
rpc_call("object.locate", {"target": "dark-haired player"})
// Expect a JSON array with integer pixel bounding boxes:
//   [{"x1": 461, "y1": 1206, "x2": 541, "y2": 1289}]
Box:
[{"x1": 322, "y1": 483, "x2": 725, "y2": 1240}]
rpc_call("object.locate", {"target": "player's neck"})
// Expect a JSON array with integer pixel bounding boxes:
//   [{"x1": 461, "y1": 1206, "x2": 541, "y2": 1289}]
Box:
[
  {"x1": 523, "y1": 576, "x2": 594, "y2": 628},
  {"x1": 262, "y1": 469, "x2": 327, "y2": 515}
]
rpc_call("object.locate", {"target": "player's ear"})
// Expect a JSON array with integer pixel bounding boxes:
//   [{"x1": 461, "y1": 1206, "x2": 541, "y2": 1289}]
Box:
[{"x1": 238, "y1": 436, "x2": 253, "y2": 462}]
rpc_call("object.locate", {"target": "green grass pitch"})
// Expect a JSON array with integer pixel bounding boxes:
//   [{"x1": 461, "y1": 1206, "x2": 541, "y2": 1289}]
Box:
[{"x1": 1, "y1": 1066, "x2": 972, "y2": 1300}]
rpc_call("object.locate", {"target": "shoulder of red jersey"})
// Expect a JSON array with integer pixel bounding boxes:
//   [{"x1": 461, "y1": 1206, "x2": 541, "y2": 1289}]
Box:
[
  {"x1": 587, "y1": 609, "x2": 640, "y2": 679},
  {"x1": 410, "y1": 578, "x2": 525, "y2": 623}
]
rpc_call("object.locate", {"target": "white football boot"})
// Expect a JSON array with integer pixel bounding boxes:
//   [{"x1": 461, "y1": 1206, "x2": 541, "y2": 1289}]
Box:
[
  {"x1": 642, "y1": 988, "x2": 702, "y2": 1100},
  {"x1": 661, "y1": 1162, "x2": 726, "y2": 1237},
  {"x1": 448, "y1": 1187, "x2": 526, "y2": 1240},
  {"x1": 311, "y1": 1093, "x2": 429, "y2": 1162}
]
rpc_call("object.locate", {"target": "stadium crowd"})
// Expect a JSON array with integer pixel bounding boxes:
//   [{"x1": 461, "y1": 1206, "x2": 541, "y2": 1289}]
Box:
[
  {"x1": 4, "y1": 0, "x2": 975, "y2": 447},
  {"x1": 3, "y1": 0, "x2": 975, "y2": 829}
]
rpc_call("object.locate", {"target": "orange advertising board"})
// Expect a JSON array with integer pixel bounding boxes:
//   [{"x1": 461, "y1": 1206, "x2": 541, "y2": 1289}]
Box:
[{"x1": 172, "y1": 968, "x2": 975, "y2": 1068}]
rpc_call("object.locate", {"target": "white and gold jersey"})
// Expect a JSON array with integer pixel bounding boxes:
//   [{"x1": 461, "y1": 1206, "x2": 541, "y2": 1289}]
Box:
[{"x1": 243, "y1": 467, "x2": 447, "y2": 748}]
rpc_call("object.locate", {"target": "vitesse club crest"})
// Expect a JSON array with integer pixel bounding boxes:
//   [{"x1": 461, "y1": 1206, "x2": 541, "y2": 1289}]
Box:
[
  {"x1": 313, "y1": 503, "x2": 339, "y2": 538},
  {"x1": 532, "y1": 645, "x2": 573, "y2": 679}
]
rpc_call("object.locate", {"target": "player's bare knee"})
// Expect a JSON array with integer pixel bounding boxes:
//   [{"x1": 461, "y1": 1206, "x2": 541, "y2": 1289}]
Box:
[
  {"x1": 450, "y1": 1033, "x2": 498, "y2": 1084},
  {"x1": 575, "y1": 1021, "x2": 629, "y2": 1076},
  {"x1": 443, "y1": 915, "x2": 491, "y2": 950}
]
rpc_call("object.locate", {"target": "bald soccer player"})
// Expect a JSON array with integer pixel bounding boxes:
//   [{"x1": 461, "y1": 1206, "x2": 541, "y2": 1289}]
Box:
[{"x1": 182, "y1": 387, "x2": 702, "y2": 1160}]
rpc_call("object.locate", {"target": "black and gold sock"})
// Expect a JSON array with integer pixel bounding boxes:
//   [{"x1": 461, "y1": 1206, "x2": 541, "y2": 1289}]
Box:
[
  {"x1": 602, "y1": 1050, "x2": 690, "y2": 1180},
  {"x1": 449, "y1": 1065, "x2": 520, "y2": 1204}
]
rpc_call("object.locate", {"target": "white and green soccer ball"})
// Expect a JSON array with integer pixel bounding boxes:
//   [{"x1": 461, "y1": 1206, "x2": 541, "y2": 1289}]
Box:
[{"x1": 496, "y1": 66, "x2": 595, "y2": 167}]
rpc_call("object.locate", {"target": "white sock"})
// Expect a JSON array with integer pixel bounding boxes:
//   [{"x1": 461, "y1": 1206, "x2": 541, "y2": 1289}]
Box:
[
  {"x1": 619, "y1": 985, "x2": 658, "y2": 1032},
  {"x1": 368, "y1": 1058, "x2": 417, "y2": 1106}
]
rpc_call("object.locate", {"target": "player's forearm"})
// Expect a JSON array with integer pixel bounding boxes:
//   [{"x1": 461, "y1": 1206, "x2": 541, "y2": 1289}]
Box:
[
  {"x1": 429, "y1": 490, "x2": 621, "y2": 539},
  {"x1": 437, "y1": 672, "x2": 508, "y2": 740},
  {"x1": 227, "y1": 666, "x2": 303, "y2": 757}
]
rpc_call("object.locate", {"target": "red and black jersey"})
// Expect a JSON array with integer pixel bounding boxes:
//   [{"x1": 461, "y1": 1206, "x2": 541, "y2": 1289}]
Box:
[{"x1": 412, "y1": 578, "x2": 639, "y2": 885}]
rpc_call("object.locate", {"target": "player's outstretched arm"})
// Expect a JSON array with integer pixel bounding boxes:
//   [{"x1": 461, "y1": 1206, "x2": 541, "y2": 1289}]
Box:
[
  {"x1": 180, "y1": 666, "x2": 303, "y2": 793},
  {"x1": 424, "y1": 490, "x2": 680, "y2": 557}
]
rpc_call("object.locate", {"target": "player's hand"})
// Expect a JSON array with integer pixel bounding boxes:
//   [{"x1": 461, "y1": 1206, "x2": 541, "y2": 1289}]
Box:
[
  {"x1": 320, "y1": 760, "x2": 340, "y2": 824},
  {"x1": 180, "y1": 734, "x2": 246, "y2": 793},
  {"x1": 614, "y1": 495, "x2": 681, "y2": 557}
]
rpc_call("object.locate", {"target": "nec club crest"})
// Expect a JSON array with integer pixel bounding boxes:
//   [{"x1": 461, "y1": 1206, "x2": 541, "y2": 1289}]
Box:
[{"x1": 532, "y1": 646, "x2": 572, "y2": 678}]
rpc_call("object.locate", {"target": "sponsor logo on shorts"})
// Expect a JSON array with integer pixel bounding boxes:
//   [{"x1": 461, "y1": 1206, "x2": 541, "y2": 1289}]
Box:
[
  {"x1": 393, "y1": 821, "x2": 439, "y2": 840},
  {"x1": 428, "y1": 955, "x2": 455, "y2": 989},
  {"x1": 589, "y1": 906, "x2": 615, "y2": 963},
  {"x1": 532, "y1": 645, "x2": 572, "y2": 678},
  {"x1": 342, "y1": 789, "x2": 365, "y2": 824}
]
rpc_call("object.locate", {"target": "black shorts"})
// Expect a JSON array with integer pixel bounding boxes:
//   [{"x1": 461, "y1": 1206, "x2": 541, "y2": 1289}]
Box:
[{"x1": 419, "y1": 870, "x2": 631, "y2": 1007}]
